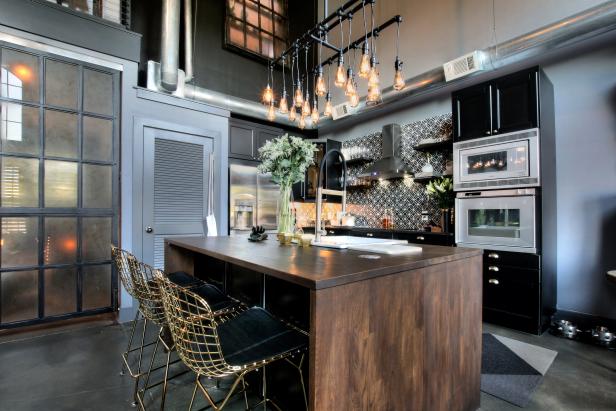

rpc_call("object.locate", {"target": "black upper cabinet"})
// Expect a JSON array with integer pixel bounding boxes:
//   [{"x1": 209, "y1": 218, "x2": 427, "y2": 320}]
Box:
[
  {"x1": 452, "y1": 67, "x2": 540, "y2": 142},
  {"x1": 229, "y1": 119, "x2": 283, "y2": 161},
  {"x1": 453, "y1": 83, "x2": 493, "y2": 140},
  {"x1": 493, "y1": 70, "x2": 538, "y2": 134}
]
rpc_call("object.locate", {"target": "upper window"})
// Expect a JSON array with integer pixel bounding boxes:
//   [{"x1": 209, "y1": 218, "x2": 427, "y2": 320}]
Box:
[
  {"x1": 226, "y1": 0, "x2": 289, "y2": 60},
  {"x1": 45, "y1": 0, "x2": 130, "y2": 28}
]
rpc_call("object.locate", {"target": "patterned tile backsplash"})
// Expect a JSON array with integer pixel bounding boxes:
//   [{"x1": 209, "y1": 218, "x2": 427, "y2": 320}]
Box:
[{"x1": 302, "y1": 113, "x2": 452, "y2": 230}]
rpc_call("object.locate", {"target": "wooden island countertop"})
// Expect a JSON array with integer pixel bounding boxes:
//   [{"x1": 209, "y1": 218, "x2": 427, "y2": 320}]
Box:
[
  {"x1": 165, "y1": 236, "x2": 483, "y2": 411},
  {"x1": 165, "y1": 236, "x2": 483, "y2": 289}
]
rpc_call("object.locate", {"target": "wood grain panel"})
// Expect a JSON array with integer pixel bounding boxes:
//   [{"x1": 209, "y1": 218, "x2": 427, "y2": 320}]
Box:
[{"x1": 310, "y1": 256, "x2": 482, "y2": 411}]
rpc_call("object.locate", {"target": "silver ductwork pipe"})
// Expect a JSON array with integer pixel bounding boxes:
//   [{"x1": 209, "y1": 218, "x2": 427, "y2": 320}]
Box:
[
  {"x1": 157, "y1": 1, "x2": 616, "y2": 129},
  {"x1": 161, "y1": 0, "x2": 181, "y2": 91},
  {"x1": 319, "y1": 0, "x2": 616, "y2": 129},
  {"x1": 184, "y1": 0, "x2": 194, "y2": 82},
  {"x1": 184, "y1": 85, "x2": 298, "y2": 127}
]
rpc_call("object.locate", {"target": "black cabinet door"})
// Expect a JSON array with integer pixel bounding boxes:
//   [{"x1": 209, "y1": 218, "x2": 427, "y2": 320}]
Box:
[
  {"x1": 483, "y1": 264, "x2": 540, "y2": 320},
  {"x1": 292, "y1": 180, "x2": 304, "y2": 201},
  {"x1": 492, "y1": 69, "x2": 539, "y2": 134},
  {"x1": 452, "y1": 83, "x2": 493, "y2": 141},
  {"x1": 229, "y1": 124, "x2": 254, "y2": 159},
  {"x1": 256, "y1": 130, "x2": 279, "y2": 153}
]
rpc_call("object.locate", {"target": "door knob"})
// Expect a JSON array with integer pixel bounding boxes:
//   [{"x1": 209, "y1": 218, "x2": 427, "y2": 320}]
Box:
[{"x1": 145, "y1": 226, "x2": 153, "y2": 233}]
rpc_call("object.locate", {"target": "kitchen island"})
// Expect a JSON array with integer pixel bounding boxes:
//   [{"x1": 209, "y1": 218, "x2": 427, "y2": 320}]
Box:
[{"x1": 165, "y1": 236, "x2": 483, "y2": 411}]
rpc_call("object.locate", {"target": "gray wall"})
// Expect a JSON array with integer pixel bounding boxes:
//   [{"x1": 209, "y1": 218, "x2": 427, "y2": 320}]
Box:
[{"x1": 320, "y1": 2, "x2": 616, "y2": 319}]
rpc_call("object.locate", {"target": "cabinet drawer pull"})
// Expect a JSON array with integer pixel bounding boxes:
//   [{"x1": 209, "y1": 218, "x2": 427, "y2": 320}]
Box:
[
  {"x1": 488, "y1": 278, "x2": 500, "y2": 285},
  {"x1": 328, "y1": 230, "x2": 335, "y2": 235},
  {"x1": 488, "y1": 252, "x2": 500, "y2": 259},
  {"x1": 486, "y1": 130, "x2": 491, "y2": 135},
  {"x1": 416, "y1": 236, "x2": 425, "y2": 241},
  {"x1": 366, "y1": 233, "x2": 373, "y2": 237},
  {"x1": 488, "y1": 266, "x2": 500, "y2": 272}
]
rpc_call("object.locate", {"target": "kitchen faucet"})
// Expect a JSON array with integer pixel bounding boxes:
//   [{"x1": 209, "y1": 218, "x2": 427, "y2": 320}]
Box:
[{"x1": 315, "y1": 149, "x2": 348, "y2": 243}]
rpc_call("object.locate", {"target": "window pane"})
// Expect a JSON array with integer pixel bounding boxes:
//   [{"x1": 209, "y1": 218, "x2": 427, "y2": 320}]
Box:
[
  {"x1": 1, "y1": 156, "x2": 39, "y2": 207},
  {"x1": 0, "y1": 103, "x2": 40, "y2": 155},
  {"x1": 274, "y1": 14, "x2": 287, "y2": 38},
  {"x1": 262, "y1": 32, "x2": 274, "y2": 58},
  {"x1": 82, "y1": 217, "x2": 112, "y2": 262},
  {"x1": 229, "y1": 0, "x2": 243, "y2": 19},
  {"x1": 228, "y1": 18, "x2": 245, "y2": 47},
  {"x1": 45, "y1": 60, "x2": 78, "y2": 109},
  {"x1": 43, "y1": 217, "x2": 77, "y2": 265},
  {"x1": 83, "y1": 164, "x2": 112, "y2": 208},
  {"x1": 259, "y1": 0, "x2": 271, "y2": 8},
  {"x1": 82, "y1": 264, "x2": 111, "y2": 310},
  {"x1": 1, "y1": 270, "x2": 38, "y2": 323},
  {"x1": 0, "y1": 48, "x2": 40, "y2": 103},
  {"x1": 246, "y1": 25, "x2": 260, "y2": 53},
  {"x1": 83, "y1": 116, "x2": 113, "y2": 162},
  {"x1": 44, "y1": 160, "x2": 77, "y2": 207},
  {"x1": 261, "y1": 9, "x2": 273, "y2": 32},
  {"x1": 1, "y1": 217, "x2": 38, "y2": 268},
  {"x1": 45, "y1": 109, "x2": 78, "y2": 159},
  {"x1": 246, "y1": 0, "x2": 259, "y2": 26},
  {"x1": 83, "y1": 68, "x2": 113, "y2": 116},
  {"x1": 273, "y1": 0, "x2": 284, "y2": 14},
  {"x1": 274, "y1": 39, "x2": 286, "y2": 59},
  {"x1": 44, "y1": 267, "x2": 76, "y2": 316}
]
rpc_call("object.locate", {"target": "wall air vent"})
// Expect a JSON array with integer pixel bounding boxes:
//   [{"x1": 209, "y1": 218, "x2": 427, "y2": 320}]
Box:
[
  {"x1": 332, "y1": 102, "x2": 356, "y2": 120},
  {"x1": 443, "y1": 51, "x2": 485, "y2": 82}
]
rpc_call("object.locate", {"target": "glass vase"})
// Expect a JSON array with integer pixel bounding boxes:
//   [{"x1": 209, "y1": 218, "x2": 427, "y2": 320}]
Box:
[{"x1": 277, "y1": 183, "x2": 294, "y2": 236}]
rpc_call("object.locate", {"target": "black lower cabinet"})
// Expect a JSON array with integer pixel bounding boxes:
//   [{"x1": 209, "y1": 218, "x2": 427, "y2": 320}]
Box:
[{"x1": 482, "y1": 250, "x2": 550, "y2": 335}]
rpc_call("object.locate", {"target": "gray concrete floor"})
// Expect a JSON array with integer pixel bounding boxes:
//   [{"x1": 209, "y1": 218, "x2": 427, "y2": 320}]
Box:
[{"x1": 0, "y1": 320, "x2": 614, "y2": 410}]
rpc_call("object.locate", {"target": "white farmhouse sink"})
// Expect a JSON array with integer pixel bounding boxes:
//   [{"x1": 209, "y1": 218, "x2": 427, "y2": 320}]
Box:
[{"x1": 312, "y1": 235, "x2": 407, "y2": 249}]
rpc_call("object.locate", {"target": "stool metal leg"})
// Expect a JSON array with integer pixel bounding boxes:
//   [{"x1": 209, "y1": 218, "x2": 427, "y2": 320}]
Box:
[
  {"x1": 132, "y1": 317, "x2": 149, "y2": 406},
  {"x1": 121, "y1": 310, "x2": 141, "y2": 376}
]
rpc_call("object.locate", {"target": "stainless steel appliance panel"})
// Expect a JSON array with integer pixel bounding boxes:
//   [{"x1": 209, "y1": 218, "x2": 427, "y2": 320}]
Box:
[
  {"x1": 257, "y1": 172, "x2": 278, "y2": 229},
  {"x1": 456, "y1": 188, "x2": 537, "y2": 253},
  {"x1": 229, "y1": 162, "x2": 257, "y2": 231},
  {"x1": 453, "y1": 128, "x2": 540, "y2": 191}
]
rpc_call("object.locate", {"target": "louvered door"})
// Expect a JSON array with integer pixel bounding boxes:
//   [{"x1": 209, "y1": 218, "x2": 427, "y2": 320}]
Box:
[{"x1": 142, "y1": 128, "x2": 214, "y2": 269}]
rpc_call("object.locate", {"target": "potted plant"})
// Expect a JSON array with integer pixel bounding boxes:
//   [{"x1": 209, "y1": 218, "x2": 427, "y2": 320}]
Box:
[
  {"x1": 258, "y1": 134, "x2": 317, "y2": 238},
  {"x1": 426, "y1": 177, "x2": 455, "y2": 233}
]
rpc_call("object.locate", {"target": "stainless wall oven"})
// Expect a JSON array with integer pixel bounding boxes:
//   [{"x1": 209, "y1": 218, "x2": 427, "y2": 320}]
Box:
[
  {"x1": 453, "y1": 128, "x2": 540, "y2": 191},
  {"x1": 456, "y1": 188, "x2": 538, "y2": 253}
]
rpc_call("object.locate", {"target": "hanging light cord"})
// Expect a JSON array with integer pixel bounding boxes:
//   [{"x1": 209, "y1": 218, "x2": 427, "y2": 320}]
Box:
[
  {"x1": 339, "y1": 14, "x2": 344, "y2": 57},
  {"x1": 396, "y1": 20, "x2": 400, "y2": 59},
  {"x1": 370, "y1": 1, "x2": 376, "y2": 58},
  {"x1": 348, "y1": 14, "x2": 353, "y2": 67},
  {"x1": 282, "y1": 55, "x2": 286, "y2": 94},
  {"x1": 304, "y1": 45, "x2": 310, "y2": 98},
  {"x1": 362, "y1": 0, "x2": 368, "y2": 49},
  {"x1": 291, "y1": 53, "x2": 295, "y2": 91}
]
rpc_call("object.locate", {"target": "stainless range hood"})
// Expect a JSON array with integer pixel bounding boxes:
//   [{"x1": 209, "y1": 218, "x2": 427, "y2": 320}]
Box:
[{"x1": 358, "y1": 124, "x2": 412, "y2": 180}]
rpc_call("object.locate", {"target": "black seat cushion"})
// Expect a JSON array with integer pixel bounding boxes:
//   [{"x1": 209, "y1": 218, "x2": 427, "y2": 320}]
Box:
[
  {"x1": 167, "y1": 271, "x2": 203, "y2": 288},
  {"x1": 191, "y1": 283, "x2": 238, "y2": 312},
  {"x1": 217, "y1": 308, "x2": 307, "y2": 367}
]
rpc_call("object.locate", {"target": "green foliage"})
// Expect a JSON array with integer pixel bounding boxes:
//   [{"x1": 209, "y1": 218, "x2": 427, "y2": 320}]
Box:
[
  {"x1": 257, "y1": 134, "x2": 317, "y2": 186},
  {"x1": 426, "y1": 176, "x2": 455, "y2": 209}
]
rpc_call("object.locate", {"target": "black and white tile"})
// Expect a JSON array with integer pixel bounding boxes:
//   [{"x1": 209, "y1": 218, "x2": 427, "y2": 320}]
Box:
[{"x1": 342, "y1": 113, "x2": 452, "y2": 230}]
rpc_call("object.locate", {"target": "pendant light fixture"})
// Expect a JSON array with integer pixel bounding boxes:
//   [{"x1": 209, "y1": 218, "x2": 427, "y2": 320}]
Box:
[
  {"x1": 311, "y1": 96, "x2": 319, "y2": 125},
  {"x1": 315, "y1": 36, "x2": 327, "y2": 96},
  {"x1": 302, "y1": 45, "x2": 312, "y2": 116},
  {"x1": 279, "y1": 55, "x2": 289, "y2": 113},
  {"x1": 262, "y1": 0, "x2": 403, "y2": 123},
  {"x1": 393, "y1": 18, "x2": 405, "y2": 91},
  {"x1": 267, "y1": 102, "x2": 276, "y2": 121},
  {"x1": 262, "y1": 62, "x2": 273, "y2": 105},
  {"x1": 344, "y1": 15, "x2": 357, "y2": 97},
  {"x1": 293, "y1": 47, "x2": 303, "y2": 107},
  {"x1": 334, "y1": 15, "x2": 347, "y2": 88},
  {"x1": 359, "y1": 1, "x2": 371, "y2": 79},
  {"x1": 324, "y1": 66, "x2": 333, "y2": 117}
]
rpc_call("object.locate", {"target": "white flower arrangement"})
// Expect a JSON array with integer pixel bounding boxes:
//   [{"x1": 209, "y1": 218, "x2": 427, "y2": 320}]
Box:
[{"x1": 257, "y1": 134, "x2": 317, "y2": 186}]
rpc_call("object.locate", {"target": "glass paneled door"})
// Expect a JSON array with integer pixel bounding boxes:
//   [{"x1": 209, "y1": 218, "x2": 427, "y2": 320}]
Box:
[{"x1": 0, "y1": 42, "x2": 119, "y2": 328}]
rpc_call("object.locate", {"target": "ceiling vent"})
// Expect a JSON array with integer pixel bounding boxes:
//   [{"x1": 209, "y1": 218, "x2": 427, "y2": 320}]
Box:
[
  {"x1": 331, "y1": 102, "x2": 355, "y2": 120},
  {"x1": 443, "y1": 51, "x2": 485, "y2": 81}
]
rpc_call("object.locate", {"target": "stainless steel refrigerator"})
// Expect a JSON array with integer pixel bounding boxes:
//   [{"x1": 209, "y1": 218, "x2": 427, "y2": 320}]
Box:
[{"x1": 229, "y1": 159, "x2": 279, "y2": 235}]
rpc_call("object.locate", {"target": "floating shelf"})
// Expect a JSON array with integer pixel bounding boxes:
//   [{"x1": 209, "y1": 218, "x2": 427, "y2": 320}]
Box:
[
  {"x1": 412, "y1": 140, "x2": 453, "y2": 152},
  {"x1": 345, "y1": 157, "x2": 373, "y2": 165},
  {"x1": 413, "y1": 174, "x2": 453, "y2": 184}
]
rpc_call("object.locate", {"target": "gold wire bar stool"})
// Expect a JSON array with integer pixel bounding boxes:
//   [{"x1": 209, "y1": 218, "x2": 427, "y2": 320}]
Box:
[
  {"x1": 133, "y1": 261, "x2": 243, "y2": 411},
  {"x1": 111, "y1": 245, "x2": 160, "y2": 406},
  {"x1": 157, "y1": 269, "x2": 309, "y2": 411}
]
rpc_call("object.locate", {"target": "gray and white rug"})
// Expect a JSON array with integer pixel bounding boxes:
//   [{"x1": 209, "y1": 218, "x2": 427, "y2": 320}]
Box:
[{"x1": 482, "y1": 333, "x2": 558, "y2": 407}]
